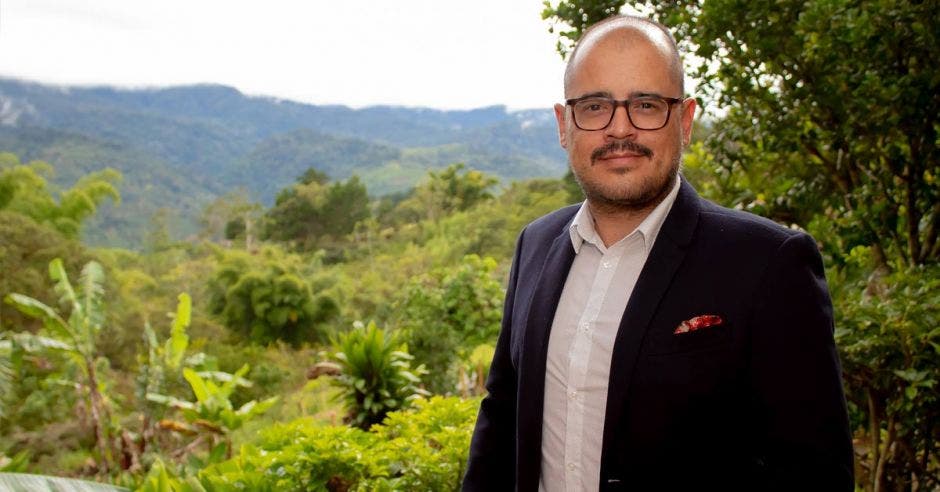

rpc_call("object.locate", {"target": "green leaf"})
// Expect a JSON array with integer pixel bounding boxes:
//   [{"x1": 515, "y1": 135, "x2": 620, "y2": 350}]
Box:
[
  {"x1": 0, "y1": 472, "x2": 129, "y2": 491},
  {"x1": 165, "y1": 293, "x2": 191, "y2": 370},
  {"x1": 4, "y1": 294, "x2": 73, "y2": 342},
  {"x1": 183, "y1": 368, "x2": 210, "y2": 403}
]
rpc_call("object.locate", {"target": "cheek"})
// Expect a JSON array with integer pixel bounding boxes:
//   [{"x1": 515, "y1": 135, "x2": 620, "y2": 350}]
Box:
[{"x1": 568, "y1": 134, "x2": 599, "y2": 162}]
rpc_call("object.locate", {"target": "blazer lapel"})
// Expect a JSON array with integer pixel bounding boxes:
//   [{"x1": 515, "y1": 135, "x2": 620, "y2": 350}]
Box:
[
  {"x1": 600, "y1": 179, "x2": 701, "y2": 476},
  {"x1": 516, "y1": 227, "x2": 576, "y2": 491}
]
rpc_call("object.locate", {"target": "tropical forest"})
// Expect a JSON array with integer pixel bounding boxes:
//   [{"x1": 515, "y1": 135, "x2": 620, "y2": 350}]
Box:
[{"x1": 0, "y1": 1, "x2": 938, "y2": 491}]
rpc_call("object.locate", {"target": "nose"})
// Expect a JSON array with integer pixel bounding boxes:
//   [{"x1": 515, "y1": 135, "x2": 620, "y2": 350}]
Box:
[{"x1": 604, "y1": 103, "x2": 637, "y2": 140}]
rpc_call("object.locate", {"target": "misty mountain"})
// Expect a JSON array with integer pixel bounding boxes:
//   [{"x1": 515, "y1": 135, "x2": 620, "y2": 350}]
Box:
[{"x1": 0, "y1": 78, "x2": 566, "y2": 248}]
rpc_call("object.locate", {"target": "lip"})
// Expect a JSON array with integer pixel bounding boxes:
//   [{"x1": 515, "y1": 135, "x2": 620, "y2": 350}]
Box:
[{"x1": 596, "y1": 153, "x2": 645, "y2": 166}]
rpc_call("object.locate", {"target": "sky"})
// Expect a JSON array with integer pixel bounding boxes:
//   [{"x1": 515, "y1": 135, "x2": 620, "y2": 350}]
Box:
[{"x1": 0, "y1": 0, "x2": 572, "y2": 110}]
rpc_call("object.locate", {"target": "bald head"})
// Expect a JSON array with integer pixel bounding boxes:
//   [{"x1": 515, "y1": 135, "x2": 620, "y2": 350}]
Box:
[{"x1": 563, "y1": 16, "x2": 684, "y2": 97}]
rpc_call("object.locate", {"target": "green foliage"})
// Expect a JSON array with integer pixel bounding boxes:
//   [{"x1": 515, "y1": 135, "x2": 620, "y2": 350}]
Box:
[
  {"x1": 146, "y1": 363, "x2": 278, "y2": 469},
  {"x1": 386, "y1": 163, "x2": 498, "y2": 224},
  {"x1": 206, "y1": 247, "x2": 338, "y2": 346},
  {"x1": 263, "y1": 171, "x2": 370, "y2": 251},
  {"x1": 195, "y1": 396, "x2": 477, "y2": 491},
  {"x1": 832, "y1": 259, "x2": 939, "y2": 490},
  {"x1": 362, "y1": 396, "x2": 478, "y2": 490},
  {"x1": 201, "y1": 425, "x2": 381, "y2": 491},
  {"x1": 4, "y1": 258, "x2": 117, "y2": 473},
  {"x1": 0, "y1": 451, "x2": 30, "y2": 472},
  {"x1": 148, "y1": 365, "x2": 278, "y2": 434},
  {"x1": 137, "y1": 459, "x2": 207, "y2": 492},
  {"x1": 541, "y1": 0, "x2": 625, "y2": 57},
  {"x1": 328, "y1": 321, "x2": 428, "y2": 430},
  {"x1": 0, "y1": 152, "x2": 121, "y2": 239},
  {"x1": 136, "y1": 293, "x2": 193, "y2": 426},
  {"x1": 395, "y1": 254, "x2": 503, "y2": 394}
]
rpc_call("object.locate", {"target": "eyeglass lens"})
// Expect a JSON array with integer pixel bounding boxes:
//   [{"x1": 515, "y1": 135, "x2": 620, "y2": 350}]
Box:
[{"x1": 572, "y1": 97, "x2": 670, "y2": 130}]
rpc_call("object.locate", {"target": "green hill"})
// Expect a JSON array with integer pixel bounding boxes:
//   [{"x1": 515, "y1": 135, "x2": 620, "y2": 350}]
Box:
[{"x1": 0, "y1": 78, "x2": 566, "y2": 248}]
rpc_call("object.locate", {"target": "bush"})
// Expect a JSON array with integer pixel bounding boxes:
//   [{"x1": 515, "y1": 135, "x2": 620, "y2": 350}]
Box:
[
  {"x1": 395, "y1": 254, "x2": 503, "y2": 394},
  {"x1": 832, "y1": 258, "x2": 940, "y2": 490},
  {"x1": 196, "y1": 396, "x2": 478, "y2": 491},
  {"x1": 328, "y1": 321, "x2": 428, "y2": 430},
  {"x1": 206, "y1": 248, "x2": 338, "y2": 346}
]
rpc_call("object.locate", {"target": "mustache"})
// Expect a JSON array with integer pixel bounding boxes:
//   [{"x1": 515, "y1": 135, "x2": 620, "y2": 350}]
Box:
[{"x1": 591, "y1": 140, "x2": 653, "y2": 163}]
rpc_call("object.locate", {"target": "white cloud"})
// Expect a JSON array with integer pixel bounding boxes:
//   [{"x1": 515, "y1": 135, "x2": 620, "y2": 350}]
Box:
[{"x1": 0, "y1": 0, "x2": 568, "y2": 110}]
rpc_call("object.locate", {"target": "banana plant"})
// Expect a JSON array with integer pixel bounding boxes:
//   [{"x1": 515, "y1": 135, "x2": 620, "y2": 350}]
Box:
[
  {"x1": 146, "y1": 364, "x2": 277, "y2": 460},
  {"x1": 134, "y1": 293, "x2": 193, "y2": 468},
  {"x1": 4, "y1": 258, "x2": 117, "y2": 474}
]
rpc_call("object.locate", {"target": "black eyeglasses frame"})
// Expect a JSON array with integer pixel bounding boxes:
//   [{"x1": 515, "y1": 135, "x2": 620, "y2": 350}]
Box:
[{"x1": 564, "y1": 95, "x2": 685, "y2": 131}]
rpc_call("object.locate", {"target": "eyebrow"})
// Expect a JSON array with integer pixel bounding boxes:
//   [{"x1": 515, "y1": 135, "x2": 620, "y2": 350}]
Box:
[{"x1": 571, "y1": 90, "x2": 669, "y2": 100}]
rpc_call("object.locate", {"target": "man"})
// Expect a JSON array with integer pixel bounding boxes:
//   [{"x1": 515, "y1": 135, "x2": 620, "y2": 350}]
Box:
[{"x1": 463, "y1": 15, "x2": 854, "y2": 491}]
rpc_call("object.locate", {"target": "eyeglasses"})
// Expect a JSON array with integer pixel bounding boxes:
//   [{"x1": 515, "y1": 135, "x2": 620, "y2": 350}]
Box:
[{"x1": 565, "y1": 95, "x2": 684, "y2": 131}]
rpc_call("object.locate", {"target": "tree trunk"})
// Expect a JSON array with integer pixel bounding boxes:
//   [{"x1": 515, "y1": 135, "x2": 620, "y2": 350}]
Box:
[
  {"x1": 874, "y1": 414, "x2": 897, "y2": 492},
  {"x1": 869, "y1": 390, "x2": 882, "y2": 491},
  {"x1": 85, "y1": 359, "x2": 112, "y2": 475}
]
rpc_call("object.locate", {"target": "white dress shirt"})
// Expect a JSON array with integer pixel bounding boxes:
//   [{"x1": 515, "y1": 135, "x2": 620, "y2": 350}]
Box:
[{"x1": 539, "y1": 176, "x2": 681, "y2": 491}]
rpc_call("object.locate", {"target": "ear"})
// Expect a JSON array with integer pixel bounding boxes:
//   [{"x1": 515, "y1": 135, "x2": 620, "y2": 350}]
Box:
[
  {"x1": 554, "y1": 103, "x2": 569, "y2": 149},
  {"x1": 680, "y1": 98, "x2": 697, "y2": 147}
]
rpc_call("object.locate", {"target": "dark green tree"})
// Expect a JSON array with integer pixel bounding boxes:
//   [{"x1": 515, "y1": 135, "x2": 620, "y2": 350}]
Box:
[
  {"x1": 394, "y1": 255, "x2": 504, "y2": 394},
  {"x1": 264, "y1": 170, "x2": 370, "y2": 251},
  {"x1": 207, "y1": 248, "x2": 338, "y2": 346}
]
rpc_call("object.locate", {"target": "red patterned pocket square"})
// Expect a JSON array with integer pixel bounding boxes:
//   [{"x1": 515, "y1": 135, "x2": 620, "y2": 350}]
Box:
[{"x1": 674, "y1": 314, "x2": 724, "y2": 335}]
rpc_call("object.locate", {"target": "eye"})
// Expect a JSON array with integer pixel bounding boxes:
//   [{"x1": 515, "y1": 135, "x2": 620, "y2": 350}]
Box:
[
  {"x1": 631, "y1": 98, "x2": 666, "y2": 113},
  {"x1": 576, "y1": 98, "x2": 611, "y2": 113}
]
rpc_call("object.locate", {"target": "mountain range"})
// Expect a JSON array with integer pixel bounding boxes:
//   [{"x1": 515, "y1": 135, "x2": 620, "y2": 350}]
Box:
[{"x1": 0, "y1": 78, "x2": 566, "y2": 248}]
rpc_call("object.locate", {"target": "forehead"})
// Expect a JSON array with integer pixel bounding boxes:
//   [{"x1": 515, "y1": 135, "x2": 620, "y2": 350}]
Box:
[{"x1": 566, "y1": 24, "x2": 679, "y2": 98}]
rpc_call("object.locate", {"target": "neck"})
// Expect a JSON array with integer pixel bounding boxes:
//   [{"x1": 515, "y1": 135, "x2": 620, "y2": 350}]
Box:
[
  {"x1": 586, "y1": 175, "x2": 677, "y2": 247},
  {"x1": 588, "y1": 201, "x2": 656, "y2": 247}
]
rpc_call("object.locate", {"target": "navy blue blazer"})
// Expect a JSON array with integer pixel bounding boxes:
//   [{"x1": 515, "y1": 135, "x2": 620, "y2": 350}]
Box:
[{"x1": 463, "y1": 179, "x2": 854, "y2": 491}]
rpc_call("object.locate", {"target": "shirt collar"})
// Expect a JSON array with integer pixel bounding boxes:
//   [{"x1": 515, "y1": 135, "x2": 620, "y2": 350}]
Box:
[{"x1": 568, "y1": 174, "x2": 682, "y2": 254}]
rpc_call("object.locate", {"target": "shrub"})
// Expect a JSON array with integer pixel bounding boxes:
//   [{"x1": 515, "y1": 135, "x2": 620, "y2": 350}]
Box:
[
  {"x1": 206, "y1": 248, "x2": 338, "y2": 346},
  {"x1": 196, "y1": 396, "x2": 479, "y2": 491},
  {"x1": 328, "y1": 321, "x2": 428, "y2": 430},
  {"x1": 395, "y1": 254, "x2": 503, "y2": 394},
  {"x1": 832, "y1": 259, "x2": 940, "y2": 490}
]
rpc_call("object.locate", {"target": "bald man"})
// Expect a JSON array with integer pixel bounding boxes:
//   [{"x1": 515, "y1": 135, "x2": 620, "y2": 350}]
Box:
[{"x1": 463, "y1": 15, "x2": 854, "y2": 491}]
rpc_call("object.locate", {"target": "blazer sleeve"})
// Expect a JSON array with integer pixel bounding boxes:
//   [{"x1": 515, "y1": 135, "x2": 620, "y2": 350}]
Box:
[
  {"x1": 748, "y1": 232, "x2": 855, "y2": 490},
  {"x1": 462, "y1": 228, "x2": 526, "y2": 491}
]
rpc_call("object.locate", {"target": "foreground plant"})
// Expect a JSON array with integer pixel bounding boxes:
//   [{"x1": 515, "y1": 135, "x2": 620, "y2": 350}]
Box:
[
  {"x1": 327, "y1": 321, "x2": 428, "y2": 430},
  {"x1": 5, "y1": 258, "x2": 117, "y2": 474},
  {"x1": 146, "y1": 364, "x2": 278, "y2": 461}
]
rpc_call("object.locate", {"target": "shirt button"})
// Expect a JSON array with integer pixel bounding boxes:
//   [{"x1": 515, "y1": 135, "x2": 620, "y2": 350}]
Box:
[
  {"x1": 567, "y1": 462, "x2": 576, "y2": 471},
  {"x1": 602, "y1": 260, "x2": 612, "y2": 269},
  {"x1": 568, "y1": 389, "x2": 577, "y2": 400}
]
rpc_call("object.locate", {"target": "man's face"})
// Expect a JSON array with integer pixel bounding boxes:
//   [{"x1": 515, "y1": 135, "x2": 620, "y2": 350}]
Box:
[{"x1": 554, "y1": 29, "x2": 696, "y2": 211}]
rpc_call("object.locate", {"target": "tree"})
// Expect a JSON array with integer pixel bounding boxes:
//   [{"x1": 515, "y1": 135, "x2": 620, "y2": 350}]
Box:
[
  {"x1": 390, "y1": 163, "x2": 498, "y2": 223},
  {"x1": 263, "y1": 169, "x2": 370, "y2": 251},
  {"x1": 0, "y1": 211, "x2": 87, "y2": 331},
  {"x1": 0, "y1": 153, "x2": 121, "y2": 239},
  {"x1": 198, "y1": 188, "x2": 261, "y2": 247},
  {"x1": 206, "y1": 247, "x2": 338, "y2": 346},
  {"x1": 394, "y1": 255, "x2": 504, "y2": 394},
  {"x1": 4, "y1": 259, "x2": 117, "y2": 474}
]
